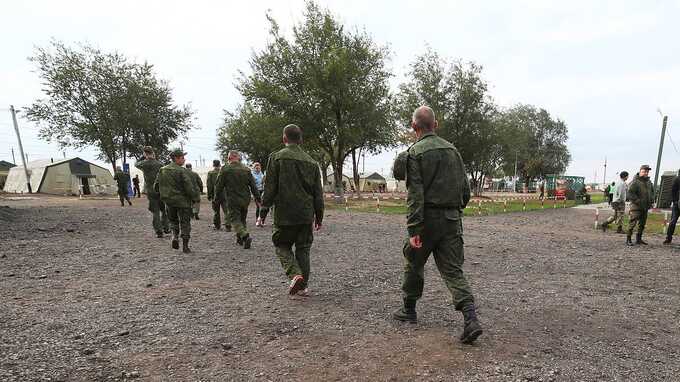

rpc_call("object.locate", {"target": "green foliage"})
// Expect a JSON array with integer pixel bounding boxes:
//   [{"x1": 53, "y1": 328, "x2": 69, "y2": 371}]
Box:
[
  {"x1": 24, "y1": 40, "x2": 193, "y2": 170},
  {"x1": 226, "y1": 1, "x2": 398, "y2": 192}
]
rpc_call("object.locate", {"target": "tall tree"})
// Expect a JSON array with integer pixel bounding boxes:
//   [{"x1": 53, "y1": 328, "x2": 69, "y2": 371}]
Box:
[
  {"x1": 25, "y1": 40, "x2": 193, "y2": 171},
  {"x1": 397, "y1": 48, "x2": 499, "y2": 194},
  {"x1": 234, "y1": 1, "x2": 398, "y2": 197},
  {"x1": 497, "y1": 104, "x2": 571, "y2": 185}
]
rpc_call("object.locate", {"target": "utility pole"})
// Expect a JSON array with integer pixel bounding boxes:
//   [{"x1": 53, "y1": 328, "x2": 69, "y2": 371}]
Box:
[
  {"x1": 602, "y1": 156, "x2": 607, "y2": 187},
  {"x1": 514, "y1": 151, "x2": 518, "y2": 193},
  {"x1": 10, "y1": 105, "x2": 32, "y2": 193},
  {"x1": 11, "y1": 147, "x2": 16, "y2": 164},
  {"x1": 653, "y1": 115, "x2": 668, "y2": 197}
]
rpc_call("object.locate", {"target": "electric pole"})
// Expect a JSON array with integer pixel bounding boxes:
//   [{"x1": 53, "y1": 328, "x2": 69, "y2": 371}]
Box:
[
  {"x1": 11, "y1": 147, "x2": 16, "y2": 164},
  {"x1": 602, "y1": 157, "x2": 607, "y2": 187},
  {"x1": 10, "y1": 105, "x2": 32, "y2": 193},
  {"x1": 653, "y1": 115, "x2": 668, "y2": 197}
]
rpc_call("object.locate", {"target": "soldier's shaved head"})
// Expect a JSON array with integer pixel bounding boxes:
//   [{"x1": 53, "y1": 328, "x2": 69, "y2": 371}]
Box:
[
  {"x1": 412, "y1": 106, "x2": 437, "y2": 132},
  {"x1": 283, "y1": 124, "x2": 303, "y2": 144},
  {"x1": 228, "y1": 151, "x2": 241, "y2": 162}
]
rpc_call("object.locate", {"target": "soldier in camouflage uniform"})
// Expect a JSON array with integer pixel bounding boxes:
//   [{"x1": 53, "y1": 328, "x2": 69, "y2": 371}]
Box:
[
  {"x1": 392, "y1": 106, "x2": 483, "y2": 345},
  {"x1": 185, "y1": 163, "x2": 203, "y2": 220},
  {"x1": 113, "y1": 166, "x2": 132, "y2": 207},
  {"x1": 154, "y1": 148, "x2": 200, "y2": 253},
  {"x1": 627, "y1": 165, "x2": 655, "y2": 246},
  {"x1": 135, "y1": 146, "x2": 170, "y2": 237},
  {"x1": 261, "y1": 124, "x2": 324, "y2": 296},
  {"x1": 207, "y1": 159, "x2": 231, "y2": 231},
  {"x1": 214, "y1": 151, "x2": 261, "y2": 249}
]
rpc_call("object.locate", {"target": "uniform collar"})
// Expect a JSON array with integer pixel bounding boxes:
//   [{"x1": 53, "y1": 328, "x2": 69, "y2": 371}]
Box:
[{"x1": 417, "y1": 131, "x2": 436, "y2": 142}]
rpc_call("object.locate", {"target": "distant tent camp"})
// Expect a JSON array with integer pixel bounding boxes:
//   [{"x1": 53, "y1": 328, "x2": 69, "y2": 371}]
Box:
[
  {"x1": 357, "y1": 172, "x2": 387, "y2": 192},
  {"x1": 0, "y1": 160, "x2": 16, "y2": 189},
  {"x1": 3, "y1": 157, "x2": 116, "y2": 195}
]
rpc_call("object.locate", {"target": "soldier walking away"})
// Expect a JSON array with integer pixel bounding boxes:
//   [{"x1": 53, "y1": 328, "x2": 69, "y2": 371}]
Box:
[
  {"x1": 663, "y1": 169, "x2": 680, "y2": 245},
  {"x1": 214, "y1": 151, "x2": 261, "y2": 249},
  {"x1": 185, "y1": 163, "x2": 203, "y2": 220},
  {"x1": 207, "y1": 159, "x2": 231, "y2": 231},
  {"x1": 392, "y1": 106, "x2": 483, "y2": 345},
  {"x1": 135, "y1": 146, "x2": 170, "y2": 238},
  {"x1": 261, "y1": 124, "x2": 324, "y2": 297},
  {"x1": 601, "y1": 171, "x2": 629, "y2": 234},
  {"x1": 627, "y1": 165, "x2": 654, "y2": 246},
  {"x1": 252, "y1": 162, "x2": 266, "y2": 227},
  {"x1": 155, "y1": 148, "x2": 200, "y2": 253},
  {"x1": 114, "y1": 166, "x2": 132, "y2": 207},
  {"x1": 132, "y1": 174, "x2": 141, "y2": 198}
]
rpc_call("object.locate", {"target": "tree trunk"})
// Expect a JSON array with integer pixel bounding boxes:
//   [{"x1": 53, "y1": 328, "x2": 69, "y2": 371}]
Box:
[
  {"x1": 332, "y1": 159, "x2": 344, "y2": 203},
  {"x1": 351, "y1": 148, "x2": 362, "y2": 199}
]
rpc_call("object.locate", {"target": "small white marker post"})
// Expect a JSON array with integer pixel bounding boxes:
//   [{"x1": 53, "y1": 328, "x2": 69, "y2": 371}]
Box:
[
  {"x1": 503, "y1": 200, "x2": 507, "y2": 213},
  {"x1": 595, "y1": 208, "x2": 599, "y2": 229}
]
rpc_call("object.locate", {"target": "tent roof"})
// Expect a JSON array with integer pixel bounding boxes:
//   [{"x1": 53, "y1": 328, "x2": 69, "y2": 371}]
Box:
[
  {"x1": 13, "y1": 157, "x2": 109, "y2": 173},
  {"x1": 362, "y1": 172, "x2": 386, "y2": 181},
  {"x1": 0, "y1": 160, "x2": 16, "y2": 169}
]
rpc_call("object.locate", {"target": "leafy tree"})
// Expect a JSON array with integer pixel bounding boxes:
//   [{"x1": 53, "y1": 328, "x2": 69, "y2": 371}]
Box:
[
  {"x1": 234, "y1": 1, "x2": 398, "y2": 196},
  {"x1": 397, "y1": 48, "x2": 500, "y2": 194},
  {"x1": 25, "y1": 40, "x2": 193, "y2": 171},
  {"x1": 497, "y1": 104, "x2": 571, "y2": 185}
]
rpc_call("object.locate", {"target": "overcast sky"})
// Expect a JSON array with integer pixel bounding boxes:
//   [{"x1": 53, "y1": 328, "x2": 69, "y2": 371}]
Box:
[{"x1": 1, "y1": 0, "x2": 679, "y2": 184}]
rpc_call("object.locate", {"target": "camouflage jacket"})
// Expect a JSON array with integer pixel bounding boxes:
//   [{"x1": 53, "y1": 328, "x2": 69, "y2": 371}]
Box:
[
  {"x1": 188, "y1": 169, "x2": 203, "y2": 195},
  {"x1": 154, "y1": 162, "x2": 200, "y2": 209},
  {"x1": 206, "y1": 169, "x2": 222, "y2": 200},
  {"x1": 215, "y1": 161, "x2": 261, "y2": 208},
  {"x1": 406, "y1": 132, "x2": 471, "y2": 237},
  {"x1": 134, "y1": 158, "x2": 163, "y2": 196},
  {"x1": 262, "y1": 144, "x2": 324, "y2": 226},
  {"x1": 113, "y1": 171, "x2": 130, "y2": 194},
  {"x1": 628, "y1": 175, "x2": 654, "y2": 211}
]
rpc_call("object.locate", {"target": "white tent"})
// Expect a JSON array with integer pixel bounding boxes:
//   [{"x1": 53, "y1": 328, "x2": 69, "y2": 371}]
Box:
[{"x1": 3, "y1": 157, "x2": 116, "y2": 195}]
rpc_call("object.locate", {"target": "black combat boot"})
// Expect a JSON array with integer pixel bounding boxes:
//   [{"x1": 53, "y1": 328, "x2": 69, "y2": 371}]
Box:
[
  {"x1": 243, "y1": 234, "x2": 252, "y2": 249},
  {"x1": 600, "y1": 222, "x2": 608, "y2": 232},
  {"x1": 626, "y1": 234, "x2": 635, "y2": 246},
  {"x1": 171, "y1": 238, "x2": 179, "y2": 249},
  {"x1": 194, "y1": 213, "x2": 200, "y2": 220},
  {"x1": 128, "y1": 199, "x2": 132, "y2": 206},
  {"x1": 182, "y1": 238, "x2": 191, "y2": 253},
  {"x1": 392, "y1": 299, "x2": 417, "y2": 323},
  {"x1": 663, "y1": 237, "x2": 672, "y2": 245},
  {"x1": 236, "y1": 235, "x2": 244, "y2": 246},
  {"x1": 636, "y1": 233, "x2": 648, "y2": 245},
  {"x1": 616, "y1": 226, "x2": 625, "y2": 234},
  {"x1": 156, "y1": 231, "x2": 163, "y2": 238},
  {"x1": 224, "y1": 226, "x2": 232, "y2": 232},
  {"x1": 460, "y1": 304, "x2": 483, "y2": 344}
]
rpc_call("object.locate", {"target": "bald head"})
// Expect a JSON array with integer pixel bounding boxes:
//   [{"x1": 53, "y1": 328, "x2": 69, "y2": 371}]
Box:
[
  {"x1": 283, "y1": 124, "x2": 303, "y2": 144},
  {"x1": 412, "y1": 106, "x2": 437, "y2": 133},
  {"x1": 228, "y1": 150, "x2": 241, "y2": 162}
]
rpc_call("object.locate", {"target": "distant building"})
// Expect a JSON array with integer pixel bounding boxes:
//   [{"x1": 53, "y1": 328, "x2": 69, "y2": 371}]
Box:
[{"x1": 3, "y1": 157, "x2": 115, "y2": 195}]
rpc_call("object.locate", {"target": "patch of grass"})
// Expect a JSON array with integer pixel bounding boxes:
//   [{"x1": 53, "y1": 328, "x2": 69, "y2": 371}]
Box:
[{"x1": 597, "y1": 208, "x2": 674, "y2": 236}]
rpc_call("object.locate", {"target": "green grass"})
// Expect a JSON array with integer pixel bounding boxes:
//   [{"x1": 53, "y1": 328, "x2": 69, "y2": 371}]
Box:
[{"x1": 598, "y1": 209, "x2": 674, "y2": 236}]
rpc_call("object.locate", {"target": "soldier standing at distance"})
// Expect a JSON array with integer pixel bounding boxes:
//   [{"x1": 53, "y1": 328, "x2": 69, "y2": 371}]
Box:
[
  {"x1": 626, "y1": 165, "x2": 654, "y2": 246},
  {"x1": 664, "y1": 169, "x2": 680, "y2": 245},
  {"x1": 601, "y1": 171, "x2": 629, "y2": 234},
  {"x1": 135, "y1": 146, "x2": 170, "y2": 237},
  {"x1": 214, "y1": 151, "x2": 261, "y2": 249},
  {"x1": 261, "y1": 124, "x2": 324, "y2": 296},
  {"x1": 185, "y1": 163, "x2": 203, "y2": 220},
  {"x1": 392, "y1": 106, "x2": 483, "y2": 345},
  {"x1": 155, "y1": 148, "x2": 200, "y2": 253},
  {"x1": 207, "y1": 159, "x2": 231, "y2": 231},
  {"x1": 113, "y1": 166, "x2": 132, "y2": 207}
]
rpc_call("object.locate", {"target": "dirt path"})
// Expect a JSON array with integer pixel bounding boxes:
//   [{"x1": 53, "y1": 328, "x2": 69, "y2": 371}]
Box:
[{"x1": 1, "y1": 196, "x2": 679, "y2": 381}]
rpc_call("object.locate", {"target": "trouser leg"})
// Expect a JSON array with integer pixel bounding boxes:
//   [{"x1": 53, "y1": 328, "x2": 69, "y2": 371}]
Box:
[
  {"x1": 167, "y1": 206, "x2": 180, "y2": 239},
  {"x1": 160, "y1": 201, "x2": 169, "y2": 231},
  {"x1": 628, "y1": 210, "x2": 641, "y2": 236},
  {"x1": 432, "y1": 219, "x2": 474, "y2": 310},
  {"x1": 638, "y1": 210, "x2": 648, "y2": 236},
  {"x1": 667, "y1": 204, "x2": 680, "y2": 240},
  {"x1": 230, "y1": 204, "x2": 249, "y2": 238},
  {"x1": 179, "y1": 207, "x2": 192, "y2": 239},
  {"x1": 118, "y1": 193, "x2": 125, "y2": 206},
  {"x1": 212, "y1": 200, "x2": 221, "y2": 228},
  {"x1": 149, "y1": 197, "x2": 162, "y2": 234},
  {"x1": 294, "y1": 224, "x2": 314, "y2": 288},
  {"x1": 273, "y1": 225, "x2": 303, "y2": 279},
  {"x1": 401, "y1": 240, "x2": 432, "y2": 303}
]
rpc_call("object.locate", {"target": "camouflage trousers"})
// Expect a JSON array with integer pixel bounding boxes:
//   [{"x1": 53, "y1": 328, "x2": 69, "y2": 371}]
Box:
[
  {"x1": 118, "y1": 191, "x2": 131, "y2": 206},
  {"x1": 273, "y1": 224, "x2": 313, "y2": 289},
  {"x1": 166, "y1": 205, "x2": 192, "y2": 240},
  {"x1": 229, "y1": 204, "x2": 249, "y2": 239},
  {"x1": 192, "y1": 200, "x2": 201, "y2": 216},
  {"x1": 604, "y1": 201, "x2": 625, "y2": 229},
  {"x1": 402, "y1": 209, "x2": 474, "y2": 311},
  {"x1": 212, "y1": 199, "x2": 231, "y2": 230},
  {"x1": 628, "y1": 209, "x2": 648, "y2": 236},
  {"x1": 148, "y1": 194, "x2": 169, "y2": 234}
]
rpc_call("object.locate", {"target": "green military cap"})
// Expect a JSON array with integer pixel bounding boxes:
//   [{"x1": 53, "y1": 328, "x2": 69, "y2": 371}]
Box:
[
  {"x1": 640, "y1": 164, "x2": 651, "y2": 170},
  {"x1": 169, "y1": 147, "x2": 187, "y2": 158},
  {"x1": 393, "y1": 151, "x2": 408, "y2": 181}
]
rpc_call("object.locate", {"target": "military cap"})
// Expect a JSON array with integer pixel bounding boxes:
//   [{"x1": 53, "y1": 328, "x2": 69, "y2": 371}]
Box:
[
  {"x1": 169, "y1": 147, "x2": 187, "y2": 158},
  {"x1": 640, "y1": 164, "x2": 652, "y2": 170},
  {"x1": 143, "y1": 145, "x2": 154, "y2": 154},
  {"x1": 393, "y1": 151, "x2": 408, "y2": 181}
]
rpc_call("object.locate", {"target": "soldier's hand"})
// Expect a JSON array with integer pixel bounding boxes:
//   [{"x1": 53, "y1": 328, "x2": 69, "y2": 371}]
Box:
[{"x1": 409, "y1": 235, "x2": 422, "y2": 249}]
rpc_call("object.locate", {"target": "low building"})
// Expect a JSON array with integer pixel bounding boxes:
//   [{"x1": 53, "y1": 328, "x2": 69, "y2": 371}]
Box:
[{"x1": 0, "y1": 160, "x2": 16, "y2": 190}]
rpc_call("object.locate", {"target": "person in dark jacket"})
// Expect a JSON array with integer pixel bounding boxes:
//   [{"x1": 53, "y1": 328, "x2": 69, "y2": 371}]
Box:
[
  {"x1": 114, "y1": 167, "x2": 132, "y2": 207},
  {"x1": 664, "y1": 169, "x2": 680, "y2": 244},
  {"x1": 132, "y1": 174, "x2": 141, "y2": 198},
  {"x1": 626, "y1": 165, "x2": 654, "y2": 246}
]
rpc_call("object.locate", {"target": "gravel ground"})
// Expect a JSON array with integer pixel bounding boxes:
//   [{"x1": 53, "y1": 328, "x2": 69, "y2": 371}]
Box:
[{"x1": 1, "y1": 196, "x2": 679, "y2": 381}]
